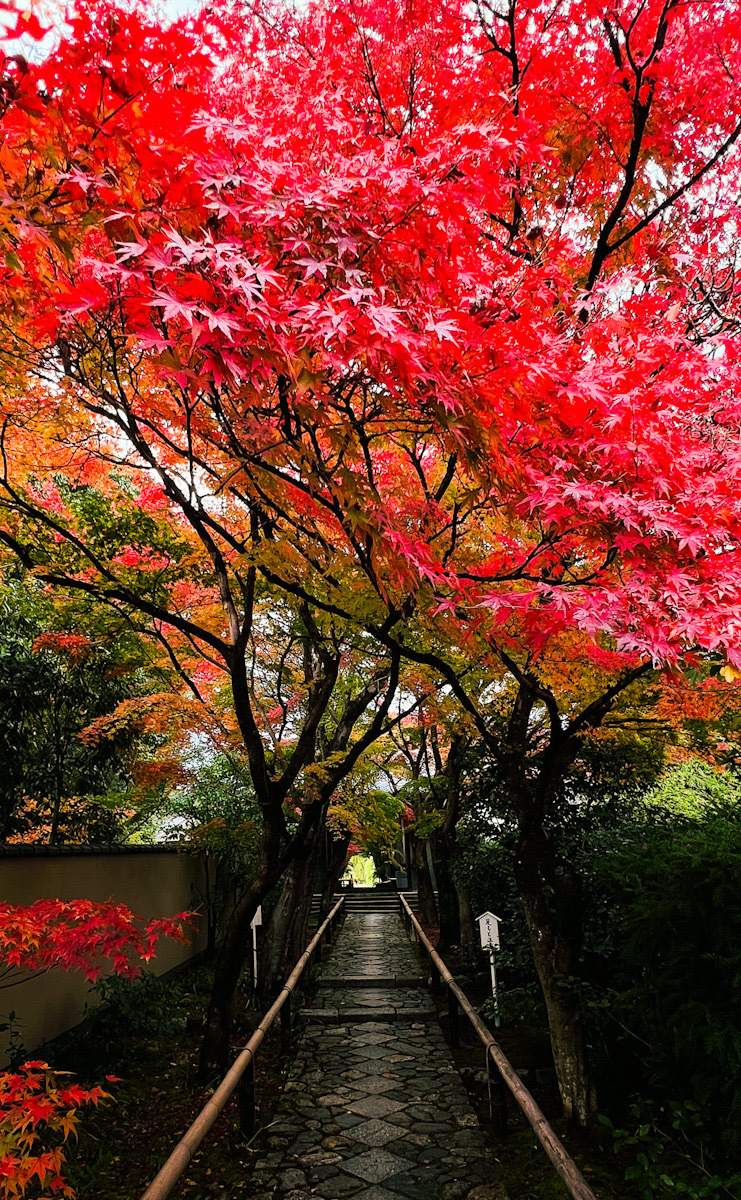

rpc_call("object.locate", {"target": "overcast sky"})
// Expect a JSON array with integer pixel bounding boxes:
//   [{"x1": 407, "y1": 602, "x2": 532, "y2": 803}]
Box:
[{"x1": 1, "y1": 0, "x2": 208, "y2": 57}]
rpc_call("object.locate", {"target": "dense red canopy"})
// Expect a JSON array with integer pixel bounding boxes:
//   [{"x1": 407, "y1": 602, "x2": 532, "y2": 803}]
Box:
[{"x1": 2, "y1": 0, "x2": 741, "y2": 682}]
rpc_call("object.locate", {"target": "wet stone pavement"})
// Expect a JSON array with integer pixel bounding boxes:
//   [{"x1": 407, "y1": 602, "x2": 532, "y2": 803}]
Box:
[{"x1": 247, "y1": 911, "x2": 503, "y2": 1200}]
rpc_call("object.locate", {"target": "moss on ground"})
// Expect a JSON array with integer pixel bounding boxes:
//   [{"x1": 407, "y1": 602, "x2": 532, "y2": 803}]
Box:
[{"x1": 53, "y1": 963, "x2": 298, "y2": 1199}]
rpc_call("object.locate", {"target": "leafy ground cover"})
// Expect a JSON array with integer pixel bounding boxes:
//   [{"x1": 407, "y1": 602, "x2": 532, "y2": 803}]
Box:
[
  {"x1": 426, "y1": 943, "x2": 740, "y2": 1200},
  {"x1": 44, "y1": 962, "x2": 298, "y2": 1199}
]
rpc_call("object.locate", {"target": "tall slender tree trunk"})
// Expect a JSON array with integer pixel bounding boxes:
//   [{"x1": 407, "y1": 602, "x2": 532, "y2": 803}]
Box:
[
  {"x1": 259, "y1": 833, "x2": 323, "y2": 1000},
  {"x1": 457, "y1": 881, "x2": 476, "y2": 960},
  {"x1": 203, "y1": 854, "x2": 216, "y2": 954},
  {"x1": 199, "y1": 779, "x2": 294, "y2": 1075},
  {"x1": 198, "y1": 632, "x2": 397, "y2": 1075},
  {"x1": 49, "y1": 751, "x2": 63, "y2": 845},
  {"x1": 49, "y1": 792, "x2": 62, "y2": 844},
  {"x1": 513, "y1": 804, "x2": 596, "y2": 1125},
  {"x1": 430, "y1": 732, "x2": 467, "y2": 950},
  {"x1": 319, "y1": 832, "x2": 350, "y2": 919},
  {"x1": 199, "y1": 872, "x2": 276, "y2": 1075},
  {"x1": 431, "y1": 829, "x2": 460, "y2": 950},
  {"x1": 412, "y1": 834, "x2": 439, "y2": 926}
]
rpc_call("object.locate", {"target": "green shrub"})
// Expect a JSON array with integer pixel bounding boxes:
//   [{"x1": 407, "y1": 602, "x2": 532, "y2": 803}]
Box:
[
  {"x1": 76, "y1": 971, "x2": 186, "y2": 1065},
  {"x1": 590, "y1": 781, "x2": 741, "y2": 1163},
  {"x1": 457, "y1": 753, "x2": 741, "y2": 1168},
  {"x1": 600, "y1": 1100, "x2": 741, "y2": 1199}
]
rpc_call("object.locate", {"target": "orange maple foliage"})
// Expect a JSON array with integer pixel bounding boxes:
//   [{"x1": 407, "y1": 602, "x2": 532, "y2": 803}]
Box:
[
  {"x1": 0, "y1": 1062, "x2": 110, "y2": 1200},
  {"x1": 3, "y1": 797, "x2": 133, "y2": 846}
]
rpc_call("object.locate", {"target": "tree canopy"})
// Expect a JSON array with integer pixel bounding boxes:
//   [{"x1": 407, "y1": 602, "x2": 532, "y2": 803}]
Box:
[{"x1": 3, "y1": 0, "x2": 741, "y2": 1111}]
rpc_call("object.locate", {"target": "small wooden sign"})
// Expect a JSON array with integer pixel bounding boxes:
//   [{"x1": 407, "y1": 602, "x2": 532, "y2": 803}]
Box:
[{"x1": 476, "y1": 910, "x2": 501, "y2": 950}]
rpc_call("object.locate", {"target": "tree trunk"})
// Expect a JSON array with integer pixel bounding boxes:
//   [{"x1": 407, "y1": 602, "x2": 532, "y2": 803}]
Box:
[
  {"x1": 198, "y1": 627, "x2": 398, "y2": 1075},
  {"x1": 49, "y1": 762, "x2": 62, "y2": 844},
  {"x1": 258, "y1": 833, "x2": 323, "y2": 1001},
  {"x1": 203, "y1": 853, "x2": 216, "y2": 954},
  {"x1": 319, "y1": 832, "x2": 350, "y2": 919},
  {"x1": 431, "y1": 830, "x2": 460, "y2": 950},
  {"x1": 199, "y1": 872, "x2": 276, "y2": 1075},
  {"x1": 199, "y1": 811, "x2": 341, "y2": 1073},
  {"x1": 456, "y1": 880, "x2": 476, "y2": 960},
  {"x1": 49, "y1": 797, "x2": 61, "y2": 845},
  {"x1": 514, "y1": 819, "x2": 597, "y2": 1126},
  {"x1": 412, "y1": 835, "x2": 439, "y2": 926}
]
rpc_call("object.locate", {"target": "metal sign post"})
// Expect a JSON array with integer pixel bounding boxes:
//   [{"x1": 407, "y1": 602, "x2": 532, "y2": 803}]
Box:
[
  {"x1": 251, "y1": 905, "x2": 262, "y2": 989},
  {"x1": 476, "y1": 910, "x2": 502, "y2": 1028}
]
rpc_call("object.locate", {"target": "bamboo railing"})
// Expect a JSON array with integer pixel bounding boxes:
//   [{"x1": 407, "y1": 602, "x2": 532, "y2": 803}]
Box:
[
  {"x1": 139, "y1": 897, "x2": 345, "y2": 1200},
  {"x1": 398, "y1": 894, "x2": 598, "y2": 1200}
]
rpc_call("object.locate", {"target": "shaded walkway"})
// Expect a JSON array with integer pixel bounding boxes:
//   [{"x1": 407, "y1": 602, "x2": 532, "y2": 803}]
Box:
[{"x1": 248, "y1": 911, "x2": 503, "y2": 1200}]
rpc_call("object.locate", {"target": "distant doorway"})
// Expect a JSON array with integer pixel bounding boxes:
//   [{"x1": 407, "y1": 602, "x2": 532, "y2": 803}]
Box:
[{"x1": 343, "y1": 852, "x2": 377, "y2": 887}]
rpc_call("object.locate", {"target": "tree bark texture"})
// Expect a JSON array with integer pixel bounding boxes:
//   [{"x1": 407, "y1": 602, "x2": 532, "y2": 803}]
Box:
[
  {"x1": 456, "y1": 881, "x2": 476, "y2": 960},
  {"x1": 412, "y1": 834, "x2": 439, "y2": 926},
  {"x1": 431, "y1": 829, "x2": 460, "y2": 950},
  {"x1": 319, "y1": 832, "x2": 351, "y2": 919},
  {"x1": 513, "y1": 808, "x2": 597, "y2": 1126},
  {"x1": 199, "y1": 872, "x2": 276, "y2": 1075},
  {"x1": 258, "y1": 832, "x2": 324, "y2": 1000}
]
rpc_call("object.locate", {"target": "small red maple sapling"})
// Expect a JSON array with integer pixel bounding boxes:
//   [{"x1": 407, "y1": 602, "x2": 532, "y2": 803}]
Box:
[
  {"x1": 0, "y1": 903, "x2": 195, "y2": 1197},
  {"x1": 0, "y1": 1063, "x2": 110, "y2": 1200}
]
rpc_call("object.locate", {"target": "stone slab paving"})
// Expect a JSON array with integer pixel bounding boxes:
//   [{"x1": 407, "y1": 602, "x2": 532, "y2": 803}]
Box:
[
  {"x1": 318, "y1": 913, "x2": 421, "y2": 979},
  {"x1": 310, "y1": 987, "x2": 432, "y2": 1017},
  {"x1": 247, "y1": 911, "x2": 502, "y2": 1200},
  {"x1": 307, "y1": 912, "x2": 435, "y2": 1022}
]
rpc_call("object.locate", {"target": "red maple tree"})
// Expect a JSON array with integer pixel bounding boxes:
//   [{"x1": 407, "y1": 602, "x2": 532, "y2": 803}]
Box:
[{"x1": 0, "y1": 901, "x2": 193, "y2": 1197}]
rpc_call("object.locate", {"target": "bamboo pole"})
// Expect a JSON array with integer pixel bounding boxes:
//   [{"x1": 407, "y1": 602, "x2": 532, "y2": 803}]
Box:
[
  {"x1": 399, "y1": 895, "x2": 598, "y2": 1200},
  {"x1": 139, "y1": 897, "x2": 345, "y2": 1200}
]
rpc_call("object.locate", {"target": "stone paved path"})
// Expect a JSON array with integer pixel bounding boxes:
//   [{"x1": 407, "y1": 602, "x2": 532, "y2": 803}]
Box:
[{"x1": 248, "y1": 911, "x2": 502, "y2": 1200}]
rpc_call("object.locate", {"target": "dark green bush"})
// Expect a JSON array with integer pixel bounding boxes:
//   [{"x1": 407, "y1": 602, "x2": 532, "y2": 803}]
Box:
[
  {"x1": 589, "y1": 768, "x2": 741, "y2": 1163},
  {"x1": 456, "y1": 753, "x2": 741, "y2": 1169},
  {"x1": 72, "y1": 971, "x2": 186, "y2": 1067}
]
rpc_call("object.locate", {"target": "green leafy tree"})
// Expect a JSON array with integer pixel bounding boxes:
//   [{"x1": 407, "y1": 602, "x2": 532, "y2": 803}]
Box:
[
  {"x1": 167, "y1": 753, "x2": 261, "y2": 951},
  {"x1": 459, "y1": 751, "x2": 741, "y2": 1169},
  {"x1": 0, "y1": 573, "x2": 162, "y2": 842},
  {"x1": 453, "y1": 728, "x2": 668, "y2": 1013}
]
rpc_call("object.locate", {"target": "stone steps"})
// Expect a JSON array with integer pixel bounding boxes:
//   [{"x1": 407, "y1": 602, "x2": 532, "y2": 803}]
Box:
[
  {"x1": 255, "y1": 910, "x2": 504, "y2": 1200},
  {"x1": 311, "y1": 889, "x2": 423, "y2": 916},
  {"x1": 317, "y1": 976, "x2": 427, "y2": 988},
  {"x1": 308, "y1": 912, "x2": 436, "y2": 1025},
  {"x1": 299, "y1": 1007, "x2": 435, "y2": 1023}
]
